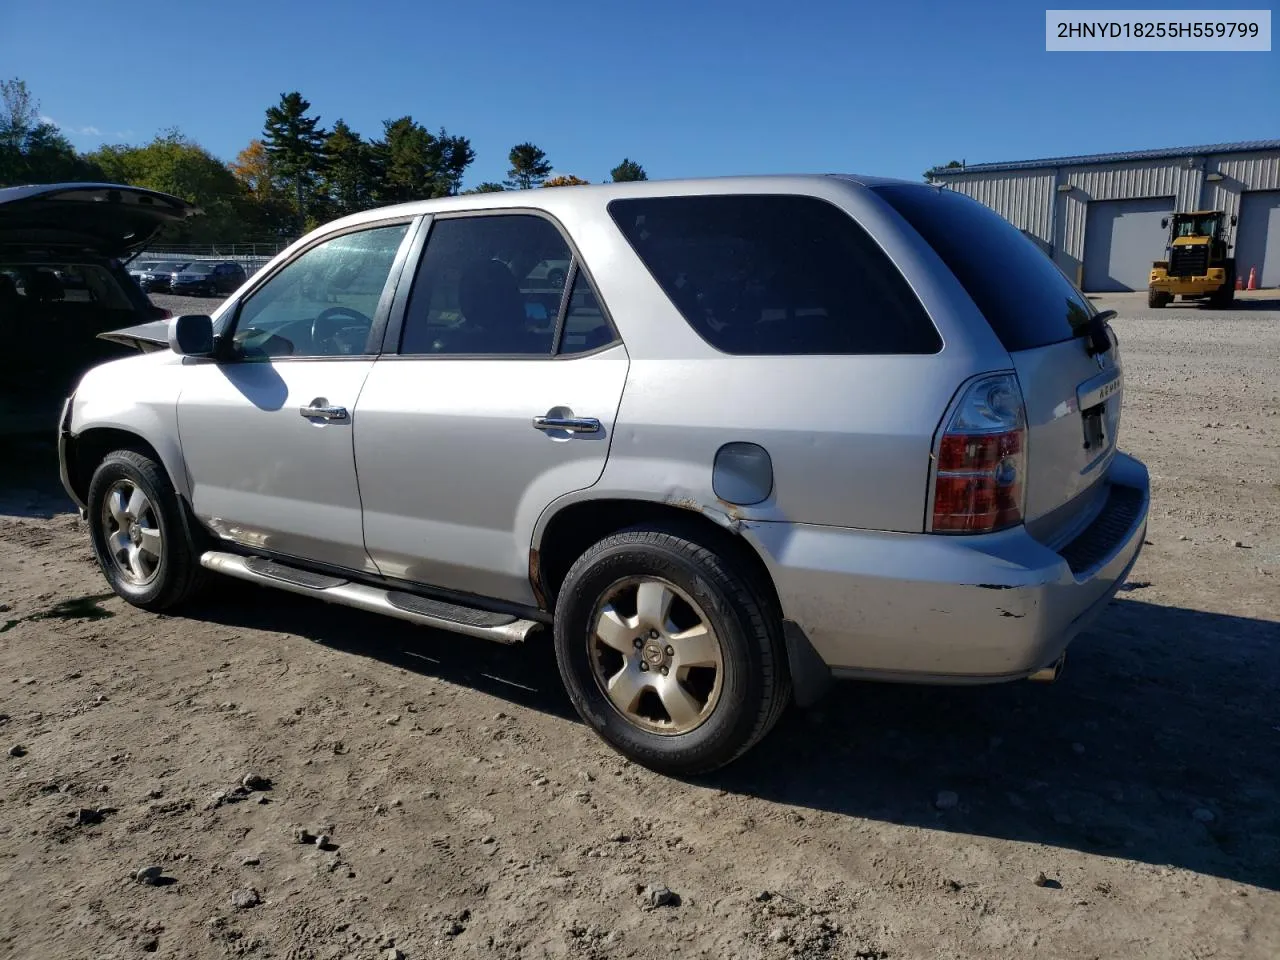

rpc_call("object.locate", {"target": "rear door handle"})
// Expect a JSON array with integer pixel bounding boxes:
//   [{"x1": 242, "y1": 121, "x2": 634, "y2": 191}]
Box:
[
  {"x1": 300, "y1": 401, "x2": 349, "y2": 421},
  {"x1": 532, "y1": 416, "x2": 601, "y2": 434}
]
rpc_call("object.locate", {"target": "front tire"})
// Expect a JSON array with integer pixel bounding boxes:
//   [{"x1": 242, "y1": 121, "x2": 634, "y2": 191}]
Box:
[
  {"x1": 553, "y1": 525, "x2": 790, "y2": 775},
  {"x1": 86, "y1": 450, "x2": 207, "y2": 611}
]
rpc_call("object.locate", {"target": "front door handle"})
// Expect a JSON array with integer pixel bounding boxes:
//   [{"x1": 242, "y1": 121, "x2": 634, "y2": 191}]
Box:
[
  {"x1": 532, "y1": 415, "x2": 601, "y2": 434},
  {"x1": 300, "y1": 399, "x2": 349, "y2": 421}
]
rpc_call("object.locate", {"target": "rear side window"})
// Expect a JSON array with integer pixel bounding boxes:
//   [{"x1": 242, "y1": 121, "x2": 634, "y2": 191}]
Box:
[
  {"x1": 874, "y1": 184, "x2": 1095, "y2": 353},
  {"x1": 608, "y1": 195, "x2": 940, "y2": 355}
]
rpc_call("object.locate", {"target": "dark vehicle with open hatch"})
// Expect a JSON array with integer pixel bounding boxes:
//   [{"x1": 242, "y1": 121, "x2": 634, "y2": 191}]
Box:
[{"x1": 0, "y1": 182, "x2": 199, "y2": 436}]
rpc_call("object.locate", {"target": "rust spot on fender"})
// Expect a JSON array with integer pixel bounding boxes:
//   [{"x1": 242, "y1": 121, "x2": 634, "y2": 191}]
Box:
[
  {"x1": 997, "y1": 608, "x2": 1025, "y2": 618},
  {"x1": 665, "y1": 494, "x2": 742, "y2": 532},
  {"x1": 528, "y1": 548, "x2": 549, "y2": 610}
]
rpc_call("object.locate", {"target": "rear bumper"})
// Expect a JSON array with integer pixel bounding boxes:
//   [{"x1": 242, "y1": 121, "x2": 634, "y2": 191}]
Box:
[{"x1": 745, "y1": 452, "x2": 1149, "y2": 682}]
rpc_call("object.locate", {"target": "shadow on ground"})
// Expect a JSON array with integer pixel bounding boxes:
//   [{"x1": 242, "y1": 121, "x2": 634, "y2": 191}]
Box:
[
  {"x1": 182, "y1": 580, "x2": 1280, "y2": 892},
  {"x1": 0, "y1": 439, "x2": 74, "y2": 518}
]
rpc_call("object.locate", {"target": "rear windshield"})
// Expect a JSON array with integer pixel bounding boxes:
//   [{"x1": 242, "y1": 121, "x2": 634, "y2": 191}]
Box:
[
  {"x1": 607, "y1": 194, "x2": 941, "y2": 356},
  {"x1": 874, "y1": 184, "x2": 1095, "y2": 352}
]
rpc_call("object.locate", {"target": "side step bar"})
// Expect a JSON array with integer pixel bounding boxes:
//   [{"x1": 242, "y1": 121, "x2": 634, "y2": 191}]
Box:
[{"x1": 199, "y1": 551, "x2": 539, "y2": 645}]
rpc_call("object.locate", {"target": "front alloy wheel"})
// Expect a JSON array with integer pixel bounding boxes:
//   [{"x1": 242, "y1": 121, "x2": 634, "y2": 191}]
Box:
[
  {"x1": 86, "y1": 449, "x2": 208, "y2": 610},
  {"x1": 100, "y1": 479, "x2": 163, "y2": 585}
]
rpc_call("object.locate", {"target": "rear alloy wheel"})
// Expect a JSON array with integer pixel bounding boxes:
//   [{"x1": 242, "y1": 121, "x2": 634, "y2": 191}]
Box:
[
  {"x1": 87, "y1": 449, "x2": 208, "y2": 611},
  {"x1": 588, "y1": 577, "x2": 725, "y2": 735},
  {"x1": 553, "y1": 525, "x2": 790, "y2": 775}
]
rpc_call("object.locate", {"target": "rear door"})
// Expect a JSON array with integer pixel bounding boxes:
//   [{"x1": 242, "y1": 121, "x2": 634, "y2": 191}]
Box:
[
  {"x1": 354, "y1": 212, "x2": 628, "y2": 605},
  {"x1": 876, "y1": 185, "x2": 1123, "y2": 536}
]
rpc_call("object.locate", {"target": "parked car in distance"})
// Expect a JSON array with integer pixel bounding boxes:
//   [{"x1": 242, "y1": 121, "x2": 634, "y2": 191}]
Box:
[
  {"x1": 58, "y1": 175, "x2": 1148, "y2": 773},
  {"x1": 0, "y1": 182, "x2": 194, "y2": 436},
  {"x1": 170, "y1": 260, "x2": 247, "y2": 298},
  {"x1": 137, "y1": 262, "x2": 188, "y2": 293}
]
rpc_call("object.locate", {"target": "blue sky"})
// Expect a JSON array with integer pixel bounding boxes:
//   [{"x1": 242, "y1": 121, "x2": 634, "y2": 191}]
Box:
[{"x1": 2, "y1": 0, "x2": 1274, "y2": 187}]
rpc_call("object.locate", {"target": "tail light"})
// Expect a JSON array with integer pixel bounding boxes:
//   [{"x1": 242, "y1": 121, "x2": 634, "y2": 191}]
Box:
[{"x1": 931, "y1": 373, "x2": 1027, "y2": 534}]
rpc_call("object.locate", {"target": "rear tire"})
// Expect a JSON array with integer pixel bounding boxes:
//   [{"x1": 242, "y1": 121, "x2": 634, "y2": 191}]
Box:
[
  {"x1": 86, "y1": 450, "x2": 208, "y2": 611},
  {"x1": 553, "y1": 525, "x2": 790, "y2": 775}
]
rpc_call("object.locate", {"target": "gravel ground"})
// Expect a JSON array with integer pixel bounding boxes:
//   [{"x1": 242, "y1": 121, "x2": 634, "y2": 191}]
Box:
[{"x1": 1, "y1": 291, "x2": 1277, "y2": 959}]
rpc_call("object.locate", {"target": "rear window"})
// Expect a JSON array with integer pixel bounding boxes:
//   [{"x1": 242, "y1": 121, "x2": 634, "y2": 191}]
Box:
[
  {"x1": 874, "y1": 184, "x2": 1095, "y2": 352},
  {"x1": 607, "y1": 194, "x2": 941, "y2": 356}
]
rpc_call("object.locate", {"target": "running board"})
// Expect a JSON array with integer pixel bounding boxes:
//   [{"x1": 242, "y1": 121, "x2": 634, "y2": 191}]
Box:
[{"x1": 199, "y1": 551, "x2": 538, "y2": 645}]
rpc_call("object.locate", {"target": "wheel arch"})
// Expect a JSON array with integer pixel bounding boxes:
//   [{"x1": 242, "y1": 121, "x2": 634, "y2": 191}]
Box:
[
  {"x1": 65, "y1": 425, "x2": 187, "y2": 507},
  {"x1": 532, "y1": 494, "x2": 832, "y2": 708},
  {"x1": 531, "y1": 495, "x2": 781, "y2": 617}
]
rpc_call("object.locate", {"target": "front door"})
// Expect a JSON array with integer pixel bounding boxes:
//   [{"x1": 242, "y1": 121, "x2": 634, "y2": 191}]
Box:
[
  {"x1": 176, "y1": 219, "x2": 415, "y2": 571},
  {"x1": 355, "y1": 213, "x2": 628, "y2": 604}
]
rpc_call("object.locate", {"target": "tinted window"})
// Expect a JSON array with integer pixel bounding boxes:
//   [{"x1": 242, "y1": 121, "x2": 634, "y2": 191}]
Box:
[
  {"x1": 400, "y1": 215, "x2": 571, "y2": 356},
  {"x1": 557, "y1": 269, "x2": 615, "y2": 355},
  {"x1": 874, "y1": 184, "x2": 1095, "y2": 352},
  {"x1": 232, "y1": 222, "x2": 409, "y2": 358},
  {"x1": 608, "y1": 195, "x2": 940, "y2": 356}
]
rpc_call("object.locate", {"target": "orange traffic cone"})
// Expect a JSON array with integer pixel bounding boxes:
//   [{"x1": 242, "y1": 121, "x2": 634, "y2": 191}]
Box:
[
  {"x1": 1236, "y1": 274, "x2": 1244, "y2": 290},
  {"x1": 1247, "y1": 266, "x2": 1258, "y2": 290}
]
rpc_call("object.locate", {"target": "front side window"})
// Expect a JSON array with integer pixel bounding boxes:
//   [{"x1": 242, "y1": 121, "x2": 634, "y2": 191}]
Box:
[
  {"x1": 608, "y1": 194, "x2": 941, "y2": 356},
  {"x1": 400, "y1": 215, "x2": 573, "y2": 356},
  {"x1": 231, "y1": 222, "x2": 410, "y2": 359}
]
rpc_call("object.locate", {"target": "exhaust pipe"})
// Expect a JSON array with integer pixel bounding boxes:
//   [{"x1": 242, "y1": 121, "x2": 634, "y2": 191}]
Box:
[{"x1": 1028, "y1": 653, "x2": 1066, "y2": 683}]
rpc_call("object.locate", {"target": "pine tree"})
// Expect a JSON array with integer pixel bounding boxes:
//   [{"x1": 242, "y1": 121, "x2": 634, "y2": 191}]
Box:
[
  {"x1": 262, "y1": 91, "x2": 326, "y2": 232},
  {"x1": 505, "y1": 142, "x2": 552, "y2": 189},
  {"x1": 610, "y1": 158, "x2": 647, "y2": 182},
  {"x1": 325, "y1": 120, "x2": 378, "y2": 215}
]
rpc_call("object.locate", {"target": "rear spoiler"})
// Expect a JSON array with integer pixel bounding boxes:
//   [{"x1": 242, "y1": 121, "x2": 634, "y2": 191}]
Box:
[{"x1": 97, "y1": 319, "x2": 171, "y2": 353}]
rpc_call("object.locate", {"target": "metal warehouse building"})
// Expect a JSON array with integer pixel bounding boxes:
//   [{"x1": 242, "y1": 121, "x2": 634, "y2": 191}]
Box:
[{"x1": 928, "y1": 139, "x2": 1280, "y2": 292}]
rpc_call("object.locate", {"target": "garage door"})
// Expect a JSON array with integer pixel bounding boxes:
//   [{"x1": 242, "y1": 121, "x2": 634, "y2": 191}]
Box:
[
  {"x1": 1236, "y1": 190, "x2": 1280, "y2": 288},
  {"x1": 1082, "y1": 196, "x2": 1174, "y2": 292}
]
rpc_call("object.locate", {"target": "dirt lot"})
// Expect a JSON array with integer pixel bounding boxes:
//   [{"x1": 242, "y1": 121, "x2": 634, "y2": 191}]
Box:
[{"x1": 1, "y1": 292, "x2": 1277, "y2": 959}]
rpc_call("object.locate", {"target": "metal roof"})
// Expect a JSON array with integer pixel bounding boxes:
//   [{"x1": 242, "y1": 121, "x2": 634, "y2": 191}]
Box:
[{"x1": 928, "y1": 140, "x2": 1280, "y2": 176}]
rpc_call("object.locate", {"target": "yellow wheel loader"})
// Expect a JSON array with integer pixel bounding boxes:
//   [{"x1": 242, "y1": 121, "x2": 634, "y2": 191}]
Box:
[{"x1": 1148, "y1": 211, "x2": 1236, "y2": 309}]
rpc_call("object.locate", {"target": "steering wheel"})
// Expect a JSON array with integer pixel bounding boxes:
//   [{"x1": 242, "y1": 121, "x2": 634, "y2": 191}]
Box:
[{"x1": 311, "y1": 306, "x2": 373, "y2": 354}]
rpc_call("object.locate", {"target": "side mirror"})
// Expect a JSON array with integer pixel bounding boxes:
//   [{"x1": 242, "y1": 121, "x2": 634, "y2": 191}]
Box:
[
  {"x1": 169, "y1": 314, "x2": 214, "y2": 356},
  {"x1": 1160, "y1": 217, "x2": 1169, "y2": 229}
]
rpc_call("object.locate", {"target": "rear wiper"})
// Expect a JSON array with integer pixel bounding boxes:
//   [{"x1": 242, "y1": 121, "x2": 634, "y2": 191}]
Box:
[{"x1": 1085, "y1": 308, "x2": 1116, "y2": 356}]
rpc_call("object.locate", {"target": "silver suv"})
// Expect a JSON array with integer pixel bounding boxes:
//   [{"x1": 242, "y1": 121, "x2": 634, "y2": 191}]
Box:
[{"x1": 58, "y1": 176, "x2": 1149, "y2": 773}]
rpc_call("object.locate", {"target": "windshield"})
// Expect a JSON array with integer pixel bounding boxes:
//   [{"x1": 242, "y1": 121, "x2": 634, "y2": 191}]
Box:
[
  {"x1": 875, "y1": 184, "x2": 1096, "y2": 353},
  {"x1": 184, "y1": 263, "x2": 214, "y2": 275},
  {"x1": 1175, "y1": 215, "x2": 1219, "y2": 237}
]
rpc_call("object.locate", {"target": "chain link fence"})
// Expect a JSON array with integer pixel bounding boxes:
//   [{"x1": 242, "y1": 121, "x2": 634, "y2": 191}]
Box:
[{"x1": 130, "y1": 242, "x2": 298, "y2": 279}]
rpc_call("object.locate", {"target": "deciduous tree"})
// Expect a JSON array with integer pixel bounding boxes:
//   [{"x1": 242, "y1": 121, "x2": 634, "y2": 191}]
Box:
[
  {"x1": 542, "y1": 174, "x2": 590, "y2": 187},
  {"x1": 0, "y1": 78, "x2": 101, "y2": 185},
  {"x1": 86, "y1": 129, "x2": 244, "y2": 242}
]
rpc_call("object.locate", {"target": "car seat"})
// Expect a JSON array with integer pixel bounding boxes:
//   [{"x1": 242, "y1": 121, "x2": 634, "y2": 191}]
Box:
[{"x1": 458, "y1": 259, "x2": 548, "y2": 354}]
